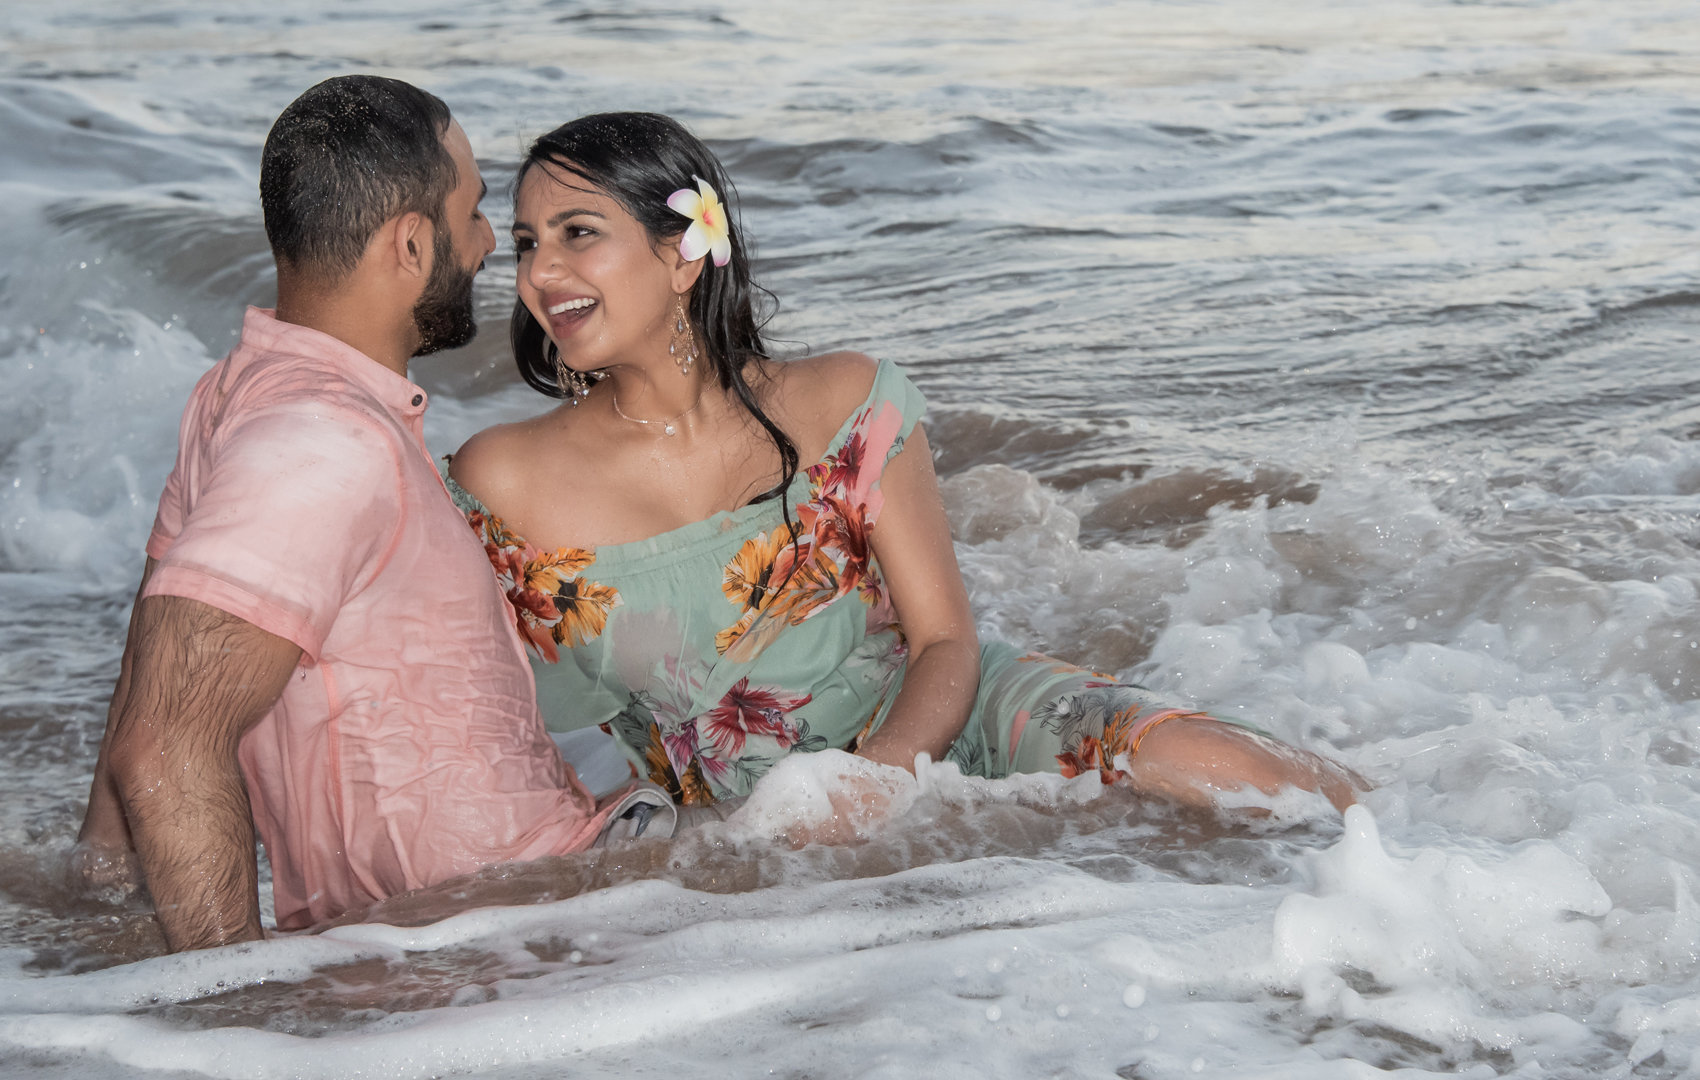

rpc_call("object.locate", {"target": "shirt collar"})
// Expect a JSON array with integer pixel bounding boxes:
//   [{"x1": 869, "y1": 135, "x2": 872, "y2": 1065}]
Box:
[{"x1": 240, "y1": 307, "x2": 429, "y2": 417}]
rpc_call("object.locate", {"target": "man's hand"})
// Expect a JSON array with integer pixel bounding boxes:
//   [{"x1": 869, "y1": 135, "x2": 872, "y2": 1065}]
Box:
[{"x1": 105, "y1": 593, "x2": 300, "y2": 951}]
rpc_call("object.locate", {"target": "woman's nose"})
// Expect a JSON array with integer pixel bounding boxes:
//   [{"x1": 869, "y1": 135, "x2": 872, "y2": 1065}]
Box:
[{"x1": 526, "y1": 246, "x2": 566, "y2": 290}]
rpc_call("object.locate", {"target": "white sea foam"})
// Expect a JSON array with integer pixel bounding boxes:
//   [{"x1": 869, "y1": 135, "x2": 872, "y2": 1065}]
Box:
[{"x1": 0, "y1": 305, "x2": 209, "y2": 580}]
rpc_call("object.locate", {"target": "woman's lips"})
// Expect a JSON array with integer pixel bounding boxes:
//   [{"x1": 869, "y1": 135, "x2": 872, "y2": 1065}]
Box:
[{"x1": 544, "y1": 296, "x2": 596, "y2": 338}]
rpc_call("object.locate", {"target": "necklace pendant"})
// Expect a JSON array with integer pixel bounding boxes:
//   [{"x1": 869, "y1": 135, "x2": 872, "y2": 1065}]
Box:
[{"x1": 663, "y1": 422, "x2": 677, "y2": 436}]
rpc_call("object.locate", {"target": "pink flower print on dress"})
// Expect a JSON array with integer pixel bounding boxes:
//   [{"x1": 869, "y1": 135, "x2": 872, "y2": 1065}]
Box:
[{"x1": 701, "y1": 678, "x2": 814, "y2": 757}]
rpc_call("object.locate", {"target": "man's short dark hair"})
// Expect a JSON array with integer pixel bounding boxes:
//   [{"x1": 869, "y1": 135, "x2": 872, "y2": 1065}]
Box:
[{"x1": 260, "y1": 75, "x2": 458, "y2": 279}]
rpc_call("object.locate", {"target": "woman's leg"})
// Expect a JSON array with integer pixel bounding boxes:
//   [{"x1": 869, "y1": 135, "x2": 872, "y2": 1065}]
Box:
[
  {"x1": 966, "y1": 643, "x2": 1367, "y2": 813},
  {"x1": 1120, "y1": 714, "x2": 1364, "y2": 813}
]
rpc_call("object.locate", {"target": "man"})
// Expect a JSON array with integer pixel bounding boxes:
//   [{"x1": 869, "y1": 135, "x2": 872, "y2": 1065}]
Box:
[{"x1": 73, "y1": 75, "x2": 617, "y2": 952}]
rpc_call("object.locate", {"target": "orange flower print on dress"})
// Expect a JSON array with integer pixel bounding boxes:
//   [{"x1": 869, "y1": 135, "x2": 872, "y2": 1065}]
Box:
[
  {"x1": 721, "y1": 520, "x2": 801, "y2": 614},
  {"x1": 713, "y1": 404, "x2": 907, "y2": 661},
  {"x1": 676, "y1": 758, "x2": 714, "y2": 806},
  {"x1": 1055, "y1": 703, "x2": 1210, "y2": 784},
  {"x1": 641, "y1": 723, "x2": 674, "y2": 792},
  {"x1": 538, "y1": 567, "x2": 621, "y2": 650},
  {"x1": 715, "y1": 521, "x2": 847, "y2": 661},
  {"x1": 1056, "y1": 735, "x2": 1113, "y2": 782},
  {"x1": 632, "y1": 721, "x2": 717, "y2": 806},
  {"x1": 766, "y1": 537, "x2": 846, "y2": 622},
  {"x1": 717, "y1": 521, "x2": 803, "y2": 657},
  {"x1": 466, "y1": 509, "x2": 619, "y2": 661}
]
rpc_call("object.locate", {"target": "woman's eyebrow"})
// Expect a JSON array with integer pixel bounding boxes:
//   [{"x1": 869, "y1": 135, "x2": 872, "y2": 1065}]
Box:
[
  {"x1": 545, "y1": 208, "x2": 607, "y2": 228},
  {"x1": 511, "y1": 207, "x2": 609, "y2": 233}
]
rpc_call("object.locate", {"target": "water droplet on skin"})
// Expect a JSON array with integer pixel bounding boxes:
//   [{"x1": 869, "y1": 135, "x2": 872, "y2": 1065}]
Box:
[
  {"x1": 985, "y1": 1005, "x2": 1002, "y2": 1022},
  {"x1": 1122, "y1": 984, "x2": 1146, "y2": 1008}
]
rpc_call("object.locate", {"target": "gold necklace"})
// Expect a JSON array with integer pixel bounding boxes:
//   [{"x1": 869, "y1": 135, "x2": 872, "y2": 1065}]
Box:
[{"x1": 609, "y1": 390, "x2": 703, "y2": 437}]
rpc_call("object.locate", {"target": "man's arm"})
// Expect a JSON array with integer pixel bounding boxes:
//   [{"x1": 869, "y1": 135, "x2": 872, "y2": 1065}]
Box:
[
  {"x1": 73, "y1": 557, "x2": 158, "y2": 894},
  {"x1": 104, "y1": 593, "x2": 301, "y2": 951}
]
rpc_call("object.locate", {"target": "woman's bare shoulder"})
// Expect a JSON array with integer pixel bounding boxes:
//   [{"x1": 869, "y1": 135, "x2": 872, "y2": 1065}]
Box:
[
  {"x1": 761, "y1": 351, "x2": 881, "y2": 454},
  {"x1": 447, "y1": 412, "x2": 561, "y2": 513}
]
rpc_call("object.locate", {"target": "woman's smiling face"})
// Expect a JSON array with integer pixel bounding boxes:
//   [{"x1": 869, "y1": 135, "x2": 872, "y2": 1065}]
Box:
[{"x1": 511, "y1": 161, "x2": 684, "y2": 373}]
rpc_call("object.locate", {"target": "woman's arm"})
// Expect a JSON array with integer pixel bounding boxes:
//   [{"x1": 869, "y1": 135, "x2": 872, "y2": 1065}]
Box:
[{"x1": 857, "y1": 424, "x2": 981, "y2": 770}]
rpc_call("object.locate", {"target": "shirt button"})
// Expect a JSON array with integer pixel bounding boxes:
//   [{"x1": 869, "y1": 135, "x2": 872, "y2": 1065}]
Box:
[{"x1": 411, "y1": 394, "x2": 423, "y2": 407}]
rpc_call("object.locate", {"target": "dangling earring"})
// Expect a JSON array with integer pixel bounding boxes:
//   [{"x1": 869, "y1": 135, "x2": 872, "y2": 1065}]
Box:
[
  {"x1": 668, "y1": 298, "x2": 697, "y2": 377},
  {"x1": 547, "y1": 340, "x2": 603, "y2": 405}
]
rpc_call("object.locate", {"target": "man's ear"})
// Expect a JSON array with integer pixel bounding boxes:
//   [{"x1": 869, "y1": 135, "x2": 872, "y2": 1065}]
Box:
[{"x1": 391, "y1": 211, "x2": 431, "y2": 279}]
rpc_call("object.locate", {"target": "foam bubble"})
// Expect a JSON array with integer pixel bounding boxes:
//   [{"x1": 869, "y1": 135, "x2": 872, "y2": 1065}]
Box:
[
  {"x1": 1271, "y1": 807, "x2": 1612, "y2": 1047},
  {"x1": 0, "y1": 304, "x2": 208, "y2": 580}
]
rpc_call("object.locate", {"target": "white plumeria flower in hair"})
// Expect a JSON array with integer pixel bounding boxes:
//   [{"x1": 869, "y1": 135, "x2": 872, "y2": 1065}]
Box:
[{"x1": 667, "y1": 176, "x2": 733, "y2": 267}]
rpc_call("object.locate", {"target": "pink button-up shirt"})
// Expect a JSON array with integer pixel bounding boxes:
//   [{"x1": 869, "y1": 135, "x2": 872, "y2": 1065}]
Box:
[{"x1": 144, "y1": 307, "x2": 609, "y2": 929}]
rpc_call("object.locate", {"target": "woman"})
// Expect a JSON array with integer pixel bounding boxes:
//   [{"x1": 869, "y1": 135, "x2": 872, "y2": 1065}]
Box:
[{"x1": 448, "y1": 113, "x2": 1361, "y2": 829}]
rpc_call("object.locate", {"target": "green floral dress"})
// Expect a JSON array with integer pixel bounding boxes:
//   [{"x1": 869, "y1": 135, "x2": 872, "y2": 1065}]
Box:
[{"x1": 450, "y1": 361, "x2": 1215, "y2": 806}]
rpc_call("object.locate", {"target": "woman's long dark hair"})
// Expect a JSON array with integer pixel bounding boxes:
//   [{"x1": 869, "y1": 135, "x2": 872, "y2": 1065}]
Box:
[{"x1": 511, "y1": 112, "x2": 798, "y2": 510}]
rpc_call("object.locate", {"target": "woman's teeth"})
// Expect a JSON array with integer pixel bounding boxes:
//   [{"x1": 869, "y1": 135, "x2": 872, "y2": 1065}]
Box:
[{"x1": 547, "y1": 298, "x2": 596, "y2": 316}]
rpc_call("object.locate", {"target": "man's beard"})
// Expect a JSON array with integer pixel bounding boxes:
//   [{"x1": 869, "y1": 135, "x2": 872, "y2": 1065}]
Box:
[{"x1": 411, "y1": 229, "x2": 478, "y2": 357}]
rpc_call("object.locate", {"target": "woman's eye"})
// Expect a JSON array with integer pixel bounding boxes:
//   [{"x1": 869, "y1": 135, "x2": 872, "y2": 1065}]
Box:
[
  {"x1": 512, "y1": 236, "x2": 535, "y2": 255},
  {"x1": 565, "y1": 225, "x2": 596, "y2": 240}
]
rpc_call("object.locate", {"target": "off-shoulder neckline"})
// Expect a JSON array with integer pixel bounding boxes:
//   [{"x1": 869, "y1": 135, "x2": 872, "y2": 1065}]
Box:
[{"x1": 451, "y1": 358, "x2": 900, "y2": 570}]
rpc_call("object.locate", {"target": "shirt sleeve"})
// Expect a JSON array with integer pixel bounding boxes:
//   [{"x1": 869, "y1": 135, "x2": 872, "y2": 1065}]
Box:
[
  {"x1": 142, "y1": 401, "x2": 403, "y2": 661},
  {"x1": 145, "y1": 370, "x2": 207, "y2": 561},
  {"x1": 146, "y1": 443, "x2": 188, "y2": 562}
]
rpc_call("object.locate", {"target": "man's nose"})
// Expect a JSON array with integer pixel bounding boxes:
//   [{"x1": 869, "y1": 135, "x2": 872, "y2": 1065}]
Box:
[{"x1": 478, "y1": 209, "x2": 496, "y2": 259}]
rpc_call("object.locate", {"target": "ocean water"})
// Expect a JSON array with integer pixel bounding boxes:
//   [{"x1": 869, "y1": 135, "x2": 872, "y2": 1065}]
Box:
[{"x1": 3, "y1": 0, "x2": 1700, "y2": 1076}]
